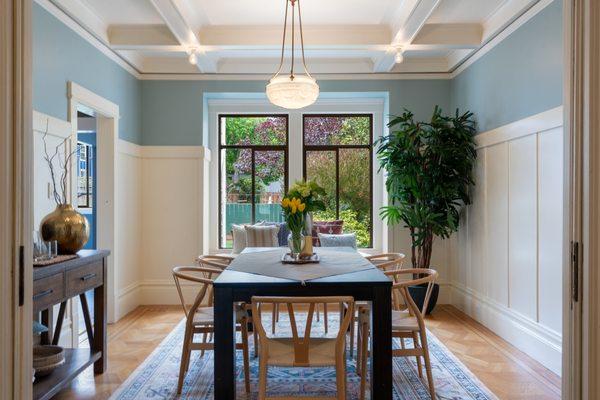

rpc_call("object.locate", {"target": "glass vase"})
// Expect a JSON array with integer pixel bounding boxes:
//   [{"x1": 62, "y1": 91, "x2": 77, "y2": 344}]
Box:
[{"x1": 288, "y1": 232, "x2": 305, "y2": 259}]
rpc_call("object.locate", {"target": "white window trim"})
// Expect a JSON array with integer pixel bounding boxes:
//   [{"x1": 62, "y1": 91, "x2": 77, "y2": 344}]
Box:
[{"x1": 207, "y1": 96, "x2": 389, "y2": 255}]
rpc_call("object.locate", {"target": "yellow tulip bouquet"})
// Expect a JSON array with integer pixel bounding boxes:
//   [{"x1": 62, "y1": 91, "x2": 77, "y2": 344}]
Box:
[
  {"x1": 281, "y1": 180, "x2": 326, "y2": 257},
  {"x1": 280, "y1": 197, "x2": 307, "y2": 256}
]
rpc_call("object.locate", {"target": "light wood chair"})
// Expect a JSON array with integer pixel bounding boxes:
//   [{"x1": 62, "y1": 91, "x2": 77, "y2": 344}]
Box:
[
  {"x1": 345, "y1": 253, "x2": 406, "y2": 358},
  {"x1": 172, "y1": 265, "x2": 252, "y2": 394},
  {"x1": 195, "y1": 255, "x2": 260, "y2": 358},
  {"x1": 357, "y1": 268, "x2": 438, "y2": 400},
  {"x1": 252, "y1": 296, "x2": 355, "y2": 400}
]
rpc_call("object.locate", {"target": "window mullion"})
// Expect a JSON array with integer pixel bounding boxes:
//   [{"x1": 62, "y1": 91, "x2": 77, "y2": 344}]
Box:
[
  {"x1": 251, "y1": 149, "x2": 256, "y2": 224},
  {"x1": 335, "y1": 147, "x2": 340, "y2": 219}
]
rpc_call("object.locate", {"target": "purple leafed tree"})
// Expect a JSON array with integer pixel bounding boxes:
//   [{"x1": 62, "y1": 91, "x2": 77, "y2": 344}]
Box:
[
  {"x1": 233, "y1": 118, "x2": 286, "y2": 181},
  {"x1": 304, "y1": 117, "x2": 344, "y2": 145}
]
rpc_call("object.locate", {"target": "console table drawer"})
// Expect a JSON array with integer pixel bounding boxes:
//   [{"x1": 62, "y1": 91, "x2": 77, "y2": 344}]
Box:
[
  {"x1": 66, "y1": 261, "x2": 103, "y2": 295},
  {"x1": 33, "y1": 273, "x2": 64, "y2": 312}
]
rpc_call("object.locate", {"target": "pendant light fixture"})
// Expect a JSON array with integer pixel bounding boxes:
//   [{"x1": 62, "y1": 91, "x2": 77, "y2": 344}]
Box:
[{"x1": 266, "y1": 0, "x2": 319, "y2": 109}]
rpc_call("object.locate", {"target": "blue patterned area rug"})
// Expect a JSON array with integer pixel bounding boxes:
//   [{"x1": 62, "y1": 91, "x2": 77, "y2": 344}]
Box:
[{"x1": 110, "y1": 314, "x2": 497, "y2": 400}]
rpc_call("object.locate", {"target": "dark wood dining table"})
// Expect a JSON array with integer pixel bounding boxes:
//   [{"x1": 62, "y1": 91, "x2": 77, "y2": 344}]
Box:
[{"x1": 213, "y1": 247, "x2": 393, "y2": 399}]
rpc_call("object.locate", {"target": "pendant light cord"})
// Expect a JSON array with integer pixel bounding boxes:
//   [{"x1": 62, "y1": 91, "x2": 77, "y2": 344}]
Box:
[
  {"x1": 297, "y1": 0, "x2": 312, "y2": 78},
  {"x1": 270, "y1": 0, "x2": 311, "y2": 80},
  {"x1": 290, "y1": 0, "x2": 295, "y2": 79},
  {"x1": 273, "y1": 0, "x2": 289, "y2": 78}
]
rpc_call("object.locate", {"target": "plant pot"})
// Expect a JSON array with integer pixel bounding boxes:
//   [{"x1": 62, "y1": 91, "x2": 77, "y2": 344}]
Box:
[
  {"x1": 40, "y1": 204, "x2": 89, "y2": 254},
  {"x1": 408, "y1": 283, "x2": 439, "y2": 315}
]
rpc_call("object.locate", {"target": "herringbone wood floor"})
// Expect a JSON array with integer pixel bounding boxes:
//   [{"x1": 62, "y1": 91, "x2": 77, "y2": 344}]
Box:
[{"x1": 53, "y1": 304, "x2": 561, "y2": 400}]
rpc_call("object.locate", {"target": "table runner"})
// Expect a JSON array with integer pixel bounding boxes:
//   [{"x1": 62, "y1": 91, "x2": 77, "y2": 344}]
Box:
[{"x1": 227, "y1": 247, "x2": 376, "y2": 283}]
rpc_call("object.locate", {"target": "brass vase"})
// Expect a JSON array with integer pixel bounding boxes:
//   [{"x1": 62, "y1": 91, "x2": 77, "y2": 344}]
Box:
[{"x1": 40, "y1": 204, "x2": 90, "y2": 254}]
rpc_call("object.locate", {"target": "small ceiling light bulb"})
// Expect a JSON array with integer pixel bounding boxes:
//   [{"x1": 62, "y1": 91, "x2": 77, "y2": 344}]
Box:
[
  {"x1": 188, "y1": 50, "x2": 198, "y2": 65},
  {"x1": 394, "y1": 50, "x2": 404, "y2": 64}
]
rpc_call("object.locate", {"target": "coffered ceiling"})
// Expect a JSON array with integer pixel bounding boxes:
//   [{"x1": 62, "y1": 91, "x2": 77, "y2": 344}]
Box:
[{"x1": 46, "y1": 0, "x2": 544, "y2": 76}]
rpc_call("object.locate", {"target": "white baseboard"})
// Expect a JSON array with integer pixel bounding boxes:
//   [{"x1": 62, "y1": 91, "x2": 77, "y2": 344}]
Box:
[
  {"x1": 138, "y1": 279, "x2": 209, "y2": 305},
  {"x1": 450, "y1": 282, "x2": 562, "y2": 375},
  {"x1": 436, "y1": 282, "x2": 451, "y2": 305},
  {"x1": 116, "y1": 282, "x2": 142, "y2": 320}
]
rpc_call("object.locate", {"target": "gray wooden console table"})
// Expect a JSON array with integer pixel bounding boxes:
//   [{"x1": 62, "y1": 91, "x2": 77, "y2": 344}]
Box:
[{"x1": 32, "y1": 249, "x2": 110, "y2": 400}]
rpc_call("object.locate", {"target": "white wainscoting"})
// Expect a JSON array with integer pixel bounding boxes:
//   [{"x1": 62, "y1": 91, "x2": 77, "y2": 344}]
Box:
[
  {"x1": 115, "y1": 140, "x2": 144, "y2": 319},
  {"x1": 138, "y1": 146, "x2": 211, "y2": 305},
  {"x1": 452, "y1": 106, "x2": 564, "y2": 375}
]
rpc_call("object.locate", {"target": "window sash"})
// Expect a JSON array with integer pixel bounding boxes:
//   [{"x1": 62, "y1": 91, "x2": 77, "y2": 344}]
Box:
[
  {"x1": 218, "y1": 115, "x2": 289, "y2": 249},
  {"x1": 302, "y1": 114, "x2": 374, "y2": 247}
]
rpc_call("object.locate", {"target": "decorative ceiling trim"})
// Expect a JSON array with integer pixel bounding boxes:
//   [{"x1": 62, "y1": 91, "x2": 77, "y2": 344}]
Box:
[
  {"x1": 36, "y1": 0, "x2": 554, "y2": 81},
  {"x1": 35, "y1": 0, "x2": 141, "y2": 77},
  {"x1": 137, "y1": 72, "x2": 452, "y2": 81},
  {"x1": 449, "y1": 0, "x2": 551, "y2": 77}
]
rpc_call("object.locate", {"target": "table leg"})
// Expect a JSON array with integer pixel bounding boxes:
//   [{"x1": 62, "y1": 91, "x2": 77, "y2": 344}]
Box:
[
  {"x1": 214, "y1": 286, "x2": 236, "y2": 400},
  {"x1": 93, "y1": 277, "x2": 107, "y2": 374},
  {"x1": 370, "y1": 285, "x2": 393, "y2": 399},
  {"x1": 41, "y1": 307, "x2": 54, "y2": 345},
  {"x1": 51, "y1": 301, "x2": 68, "y2": 346},
  {"x1": 80, "y1": 293, "x2": 94, "y2": 345}
]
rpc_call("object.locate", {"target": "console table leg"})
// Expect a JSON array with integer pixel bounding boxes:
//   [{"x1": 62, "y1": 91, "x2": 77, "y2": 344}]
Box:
[
  {"x1": 51, "y1": 301, "x2": 68, "y2": 346},
  {"x1": 80, "y1": 293, "x2": 94, "y2": 344},
  {"x1": 41, "y1": 308, "x2": 54, "y2": 345},
  {"x1": 93, "y1": 273, "x2": 107, "y2": 374}
]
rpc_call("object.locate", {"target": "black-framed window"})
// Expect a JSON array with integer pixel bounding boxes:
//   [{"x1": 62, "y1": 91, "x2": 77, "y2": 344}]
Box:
[
  {"x1": 218, "y1": 115, "x2": 289, "y2": 249},
  {"x1": 303, "y1": 114, "x2": 373, "y2": 248},
  {"x1": 77, "y1": 141, "x2": 94, "y2": 208}
]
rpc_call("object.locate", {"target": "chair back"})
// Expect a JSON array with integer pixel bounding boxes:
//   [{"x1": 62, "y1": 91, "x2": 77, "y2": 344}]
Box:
[
  {"x1": 366, "y1": 253, "x2": 405, "y2": 271},
  {"x1": 384, "y1": 268, "x2": 438, "y2": 317},
  {"x1": 251, "y1": 296, "x2": 354, "y2": 366},
  {"x1": 172, "y1": 265, "x2": 222, "y2": 319},
  {"x1": 195, "y1": 256, "x2": 233, "y2": 306},
  {"x1": 196, "y1": 255, "x2": 233, "y2": 270},
  {"x1": 366, "y1": 253, "x2": 405, "y2": 308}
]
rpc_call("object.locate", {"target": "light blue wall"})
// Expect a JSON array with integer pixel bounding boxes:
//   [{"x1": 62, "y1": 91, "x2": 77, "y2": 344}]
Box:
[
  {"x1": 141, "y1": 79, "x2": 451, "y2": 146},
  {"x1": 33, "y1": 3, "x2": 142, "y2": 143},
  {"x1": 33, "y1": 0, "x2": 562, "y2": 144},
  {"x1": 450, "y1": 0, "x2": 563, "y2": 133}
]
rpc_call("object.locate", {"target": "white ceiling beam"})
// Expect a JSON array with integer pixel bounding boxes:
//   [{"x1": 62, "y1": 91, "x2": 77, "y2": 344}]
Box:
[
  {"x1": 147, "y1": 0, "x2": 217, "y2": 73},
  {"x1": 374, "y1": 0, "x2": 442, "y2": 72},
  {"x1": 51, "y1": 0, "x2": 109, "y2": 43},
  {"x1": 372, "y1": 48, "x2": 398, "y2": 73},
  {"x1": 199, "y1": 25, "x2": 391, "y2": 47},
  {"x1": 411, "y1": 23, "x2": 482, "y2": 49},
  {"x1": 108, "y1": 25, "x2": 180, "y2": 50},
  {"x1": 390, "y1": 0, "x2": 443, "y2": 45},
  {"x1": 482, "y1": 0, "x2": 539, "y2": 41}
]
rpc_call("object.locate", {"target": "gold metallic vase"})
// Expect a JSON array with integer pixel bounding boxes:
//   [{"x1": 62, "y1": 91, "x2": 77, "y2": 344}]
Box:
[{"x1": 40, "y1": 204, "x2": 90, "y2": 254}]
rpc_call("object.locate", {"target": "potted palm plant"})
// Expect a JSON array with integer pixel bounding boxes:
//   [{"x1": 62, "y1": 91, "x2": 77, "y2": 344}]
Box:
[{"x1": 376, "y1": 106, "x2": 476, "y2": 313}]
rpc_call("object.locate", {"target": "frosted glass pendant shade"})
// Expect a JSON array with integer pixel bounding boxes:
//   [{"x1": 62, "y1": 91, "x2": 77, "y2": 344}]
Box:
[{"x1": 266, "y1": 75, "x2": 319, "y2": 109}]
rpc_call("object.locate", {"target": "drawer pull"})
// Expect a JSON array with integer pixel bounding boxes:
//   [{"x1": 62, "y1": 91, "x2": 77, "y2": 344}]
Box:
[
  {"x1": 33, "y1": 289, "x2": 53, "y2": 300},
  {"x1": 81, "y1": 273, "x2": 97, "y2": 281}
]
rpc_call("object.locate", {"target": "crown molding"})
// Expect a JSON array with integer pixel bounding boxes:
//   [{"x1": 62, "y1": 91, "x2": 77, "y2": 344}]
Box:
[
  {"x1": 137, "y1": 72, "x2": 452, "y2": 81},
  {"x1": 34, "y1": 0, "x2": 141, "y2": 78},
  {"x1": 449, "y1": 0, "x2": 554, "y2": 78},
  {"x1": 36, "y1": 0, "x2": 554, "y2": 81}
]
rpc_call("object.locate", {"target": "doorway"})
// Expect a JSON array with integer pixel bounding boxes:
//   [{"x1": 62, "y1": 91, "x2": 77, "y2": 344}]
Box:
[{"x1": 76, "y1": 109, "x2": 97, "y2": 250}]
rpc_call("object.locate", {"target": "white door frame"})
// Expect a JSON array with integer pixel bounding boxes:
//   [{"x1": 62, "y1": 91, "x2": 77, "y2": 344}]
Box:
[
  {"x1": 0, "y1": 0, "x2": 33, "y2": 398},
  {"x1": 563, "y1": 0, "x2": 600, "y2": 398},
  {"x1": 68, "y1": 82, "x2": 120, "y2": 323}
]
